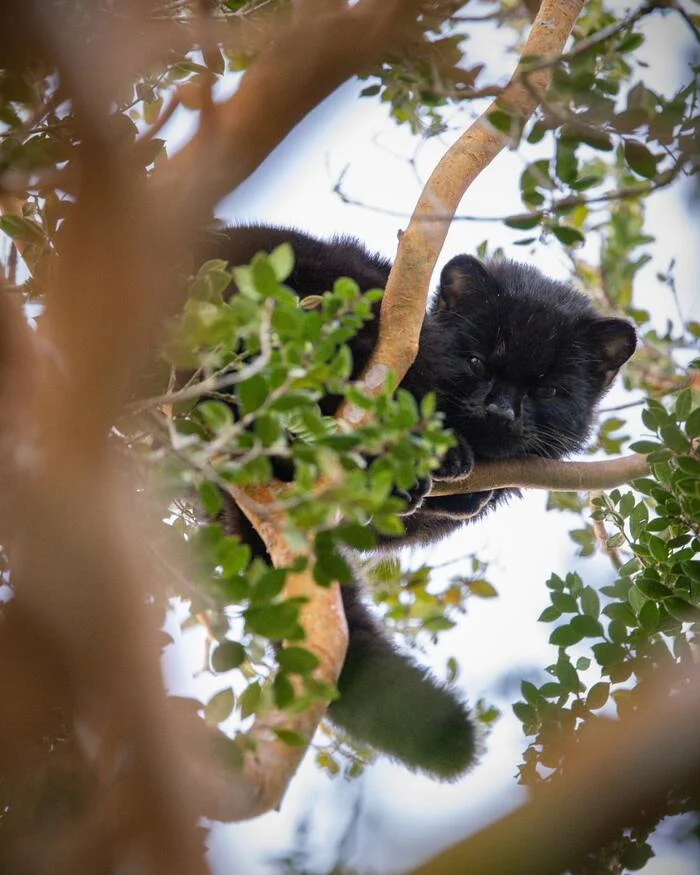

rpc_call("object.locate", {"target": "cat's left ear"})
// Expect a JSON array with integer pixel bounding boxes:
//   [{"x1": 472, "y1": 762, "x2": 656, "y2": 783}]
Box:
[
  {"x1": 585, "y1": 317, "x2": 637, "y2": 386},
  {"x1": 437, "y1": 255, "x2": 497, "y2": 311}
]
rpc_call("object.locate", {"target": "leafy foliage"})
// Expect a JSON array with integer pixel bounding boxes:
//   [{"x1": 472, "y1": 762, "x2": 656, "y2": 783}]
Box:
[
  {"x1": 1, "y1": 0, "x2": 699, "y2": 871},
  {"x1": 514, "y1": 390, "x2": 700, "y2": 871},
  {"x1": 135, "y1": 246, "x2": 459, "y2": 751}
]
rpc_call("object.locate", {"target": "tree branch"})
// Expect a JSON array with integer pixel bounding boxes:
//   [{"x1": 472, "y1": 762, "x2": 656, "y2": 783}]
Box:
[
  {"x1": 343, "y1": 0, "x2": 585, "y2": 417},
  {"x1": 155, "y1": 0, "x2": 432, "y2": 214},
  {"x1": 409, "y1": 663, "x2": 700, "y2": 875},
  {"x1": 430, "y1": 454, "x2": 651, "y2": 495},
  {"x1": 213, "y1": 482, "x2": 349, "y2": 821}
]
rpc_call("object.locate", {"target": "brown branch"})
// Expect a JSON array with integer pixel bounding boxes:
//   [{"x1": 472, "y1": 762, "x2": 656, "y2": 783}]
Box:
[
  {"x1": 156, "y1": 0, "x2": 433, "y2": 213},
  {"x1": 429, "y1": 454, "x2": 651, "y2": 495},
  {"x1": 139, "y1": 0, "x2": 467, "y2": 822},
  {"x1": 343, "y1": 0, "x2": 585, "y2": 417},
  {"x1": 409, "y1": 663, "x2": 700, "y2": 875},
  {"x1": 197, "y1": 0, "x2": 586, "y2": 821},
  {"x1": 207, "y1": 483, "x2": 349, "y2": 821}
]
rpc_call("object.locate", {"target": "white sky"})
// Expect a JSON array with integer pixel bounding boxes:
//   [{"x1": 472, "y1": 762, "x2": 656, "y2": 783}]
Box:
[{"x1": 158, "y1": 5, "x2": 700, "y2": 873}]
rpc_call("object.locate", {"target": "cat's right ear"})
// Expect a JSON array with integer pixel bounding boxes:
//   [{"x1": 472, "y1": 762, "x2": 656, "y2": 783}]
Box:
[{"x1": 437, "y1": 255, "x2": 495, "y2": 311}]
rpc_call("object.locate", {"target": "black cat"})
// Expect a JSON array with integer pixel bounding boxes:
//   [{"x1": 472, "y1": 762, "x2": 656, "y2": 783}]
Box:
[{"x1": 200, "y1": 225, "x2": 636, "y2": 779}]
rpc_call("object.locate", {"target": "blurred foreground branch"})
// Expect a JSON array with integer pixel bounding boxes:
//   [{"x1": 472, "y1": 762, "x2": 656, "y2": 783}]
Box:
[{"x1": 410, "y1": 662, "x2": 700, "y2": 875}]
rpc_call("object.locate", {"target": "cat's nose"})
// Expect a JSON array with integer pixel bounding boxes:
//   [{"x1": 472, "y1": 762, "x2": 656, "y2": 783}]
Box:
[{"x1": 485, "y1": 402, "x2": 515, "y2": 423}]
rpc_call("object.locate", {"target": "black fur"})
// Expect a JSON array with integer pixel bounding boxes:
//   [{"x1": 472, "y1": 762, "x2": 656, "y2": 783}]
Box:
[{"x1": 202, "y1": 225, "x2": 636, "y2": 778}]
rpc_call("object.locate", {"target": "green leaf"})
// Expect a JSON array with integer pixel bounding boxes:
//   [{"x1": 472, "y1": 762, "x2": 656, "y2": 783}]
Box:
[
  {"x1": 592, "y1": 642, "x2": 626, "y2": 668},
  {"x1": 685, "y1": 406, "x2": 700, "y2": 438},
  {"x1": 552, "y1": 591, "x2": 578, "y2": 612},
  {"x1": 422, "y1": 615, "x2": 456, "y2": 633},
  {"x1": 638, "y1": 600, "x2": 660, "y2": 632},
  {"x1": 313, "y1": 548, "x2": 353, "y2": 587},
  {"x1": 674, "y1": 389, "x2": 692, "y2": 421},
  {"x1": 467, "y1": 579, "x2": 498, "y2": 598},
  {"x1": 251, "y1": 567, "x2": 287, "y2": 601},
  {"x1": 254, "y1": 414, "x2": 282, "y2": 446},
  {"x1": 665, "y1": 598, "x2": 700, "y2": 623},
  {"x1": 239, "y1": 682, "x2": 261, "y2": 718},
  {"x1": 0, "y1": 214, "x2": 46, "y2": 244},
  {"x1": 211, "y1": 640, "x2": 246, "y2": 672},
  {"x1": 585, "y1": 682, "x2": 610, "y2": 710},
  {"x1": 273, "y1": 728, "x2": 308, "y2": 747},
  {"x1": 218, "y1": 540, "x2": 251, "y2": 577},
  {"x1": 549, "y1": 623, "x2": 584, "y2": 647},
  {"x1": 505, "y1": 214, "x2": 541, "y2": 230},
  {"x1": 237, "y1": 374, "x2": 269, "y2": 414},
  {"x1": 273, "y1": 672, "x2": 295, "y2": 708},
  {"x1": 659, "y1": 423, "x2": 690, "y2": 453},
  {"x1": 580, "y1": 586, "x2": 600, "y2": 619},
  {"x1": 198, "y1": 480, "x2": 222, "y2": 516},
  {"x1": 617, "y1": 32, "x2": 644, "y2": 53},
  {"x1": 521, "y1": 680, "x2": 540, "y2": 705},
  {"x1": 551, "y1": 225, "x2": 585, "y2": 246},
  {"x1": 623, "y1": 139, "x2": 658, "y2": 179},
  {"x1": 570, "y1": 614, "x2": 604, "y2": 638},
  {"x1": 489, "y1": 109, "x2": 517, "y2": 134},
  {"x1": 334, "y1": 522, "x2": 376, "y2": 551},
  {"x1": 277, "y1": 646, "x2": 320, "y2": 674},
  {"x1": 512, "y1": 701, "x2": 537, "y2": 725},
  {"x1": 630, "y1": 440, "x2": 661, "y2": 454},
  {"x1": 555, "y1": 139, "x2": 578, "y2": 184},
  {"x1": 538, "y1": 605, "x2": 561, "y2": 623},
  {"x1": 268, "y1": 242, "x2": 294, "y2": 282},
  {"x1": 204, "y1": 688, "x2": 235, "y2": 725},
  {"x1": 555, "y1": 658, "x2": 580, "y2": 692},
  {"x1": 252, "y1": 255, "x2": 280, "y2": 298},
  {"x1": 629, "y1": 502, "x2": 649, "y2": 540},
  {"x1": 647, "y1": 535, "x2": 668, "y2": 563},
  {"x1": 676, "y1": 456, "x2": 700, "y2": 476},
  {"x1": 245, "y1": 599, "x2": 304, "y2": 639},
  {"x1": 636, "y1": 577, "x2": 669, "y2": 600}
]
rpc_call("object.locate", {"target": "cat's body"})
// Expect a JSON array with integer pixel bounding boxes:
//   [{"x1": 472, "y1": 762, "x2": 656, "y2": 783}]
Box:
[{"x1": 201, "y1": 224, "x2": 636, "y2": 778}]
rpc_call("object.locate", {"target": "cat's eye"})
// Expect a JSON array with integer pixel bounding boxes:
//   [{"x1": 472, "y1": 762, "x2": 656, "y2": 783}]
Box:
[
  {"x1": 534, "y1": 385, "x2": 557, "y2": 400},
  {"x1": 467, "y1": 355, "x2": 486, "y2": 378}
]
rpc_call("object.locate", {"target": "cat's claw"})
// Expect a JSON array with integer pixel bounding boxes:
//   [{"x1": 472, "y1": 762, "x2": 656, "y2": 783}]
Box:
[
  {"x1": 434, "y1": 435, "x2": 474, "y2": 482},
  {"x1": 396, "y1": 476, "x2": 432, "y2": 515}
]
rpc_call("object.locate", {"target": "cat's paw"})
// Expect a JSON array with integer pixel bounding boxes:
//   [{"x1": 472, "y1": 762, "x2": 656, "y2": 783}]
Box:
[
  {"x1": 422, "y1": 490, "x2": 494, "y2": 520},
  {"x1": 395, "y1": 476, "x2": 432, "y2": 515},
  {"x1": 434, "y1": 435, "x2": 474, "y2": 481}
]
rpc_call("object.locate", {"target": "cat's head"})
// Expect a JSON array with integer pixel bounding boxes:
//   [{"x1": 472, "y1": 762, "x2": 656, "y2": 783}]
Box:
[{"x1": 411, "y1": 255, "x2": 636, "y2": 462}]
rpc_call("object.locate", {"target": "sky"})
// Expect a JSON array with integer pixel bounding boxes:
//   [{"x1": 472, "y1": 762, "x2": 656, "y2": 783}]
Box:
[{"x1": 158, "y1": 5, "x2": 700, "y2": 873}]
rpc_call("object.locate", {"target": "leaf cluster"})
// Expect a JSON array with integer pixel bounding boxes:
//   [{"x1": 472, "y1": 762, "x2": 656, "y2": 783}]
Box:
[
  {"x1": 146, "y1": 245, "x2": 454, "y2": 738},
  {"x1": 514, "y1": 389, "x2": 700, "y2": 871}
]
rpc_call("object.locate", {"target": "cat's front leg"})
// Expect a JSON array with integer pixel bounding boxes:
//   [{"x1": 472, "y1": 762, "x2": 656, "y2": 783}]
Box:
[
  {"x1": 424, "y1": 434, "x2": 492, "y2": 519},
  {"x1": 395, "y1": 434, "x2": 477, "y2": 518}
]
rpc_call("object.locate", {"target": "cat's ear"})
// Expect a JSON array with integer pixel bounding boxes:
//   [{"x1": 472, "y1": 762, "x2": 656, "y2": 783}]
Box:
[
  {"x1": 437, "y1": 255, "x2": 496, "y2": 311},
  {"x1": 585, "y1": 317, "x2": 637, "y2": 386}
]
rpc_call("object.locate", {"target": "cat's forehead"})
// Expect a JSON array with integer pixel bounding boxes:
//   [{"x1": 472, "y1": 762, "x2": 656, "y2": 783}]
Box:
[{"x1": 456, "y1": 262, "x2": 593, "y2": 375}]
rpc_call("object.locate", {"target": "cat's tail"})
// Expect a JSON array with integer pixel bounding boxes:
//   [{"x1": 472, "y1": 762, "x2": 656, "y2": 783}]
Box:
[{"x1": 328, "y1": 585, "x2": 477, "y2": 780}]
